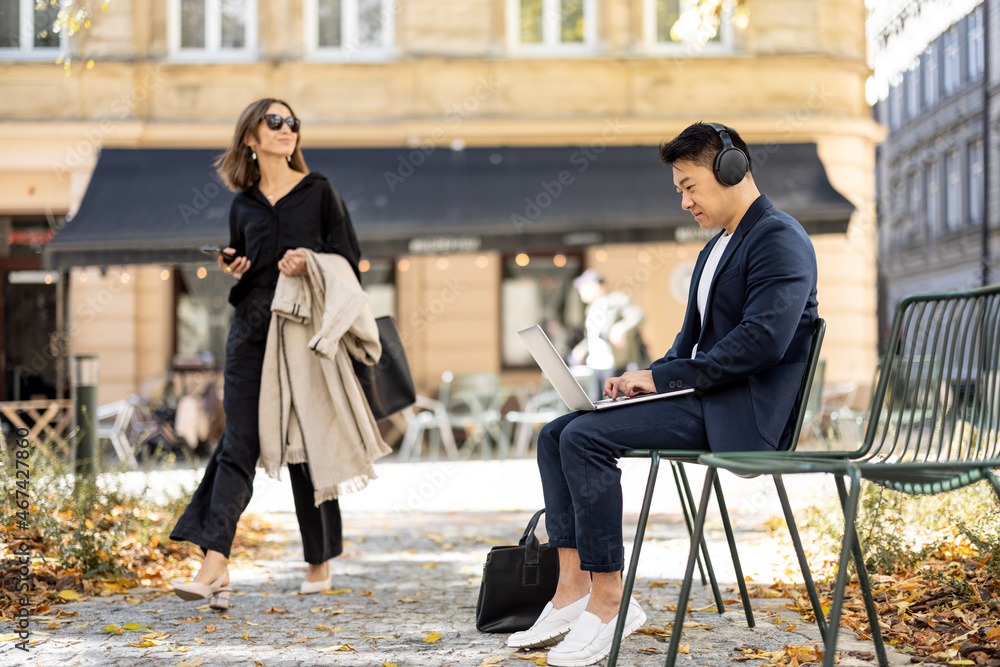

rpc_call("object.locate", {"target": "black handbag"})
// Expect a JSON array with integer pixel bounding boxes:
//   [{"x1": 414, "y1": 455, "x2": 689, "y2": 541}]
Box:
[
  {"x1": 475, "y1": 508, "x2": 559, "y2": 633},
  {"x1": 352, "y1": 316, "x2": 416, "y2": 421}
]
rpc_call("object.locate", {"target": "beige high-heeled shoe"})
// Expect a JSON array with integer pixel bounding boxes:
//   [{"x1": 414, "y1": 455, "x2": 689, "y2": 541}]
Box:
[{"x1": 173, "y1": 572, "x2": 231, "y2": 601}]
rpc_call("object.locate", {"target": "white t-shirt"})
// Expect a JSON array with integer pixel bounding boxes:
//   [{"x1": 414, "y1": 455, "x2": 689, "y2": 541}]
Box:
[{"x1": 692, "y1": 231, "x2": 733, "y2": 358}]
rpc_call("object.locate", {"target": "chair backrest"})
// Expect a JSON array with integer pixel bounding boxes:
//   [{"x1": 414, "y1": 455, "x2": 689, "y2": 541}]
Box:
[
  {"x1": 440, "y1": 371, "x2": 501, "y2": 415},
  {"x1": 783, "y1": 317, "x2": 827, "y2": 453},
  {"x1": 860, "y1": 285, "x2": 1000, "y2": 464}
]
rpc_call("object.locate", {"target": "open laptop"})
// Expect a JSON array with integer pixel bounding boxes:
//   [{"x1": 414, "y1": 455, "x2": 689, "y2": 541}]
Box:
[{"x1": 518, "y1": 325, "x2": 694, "y2": 412}]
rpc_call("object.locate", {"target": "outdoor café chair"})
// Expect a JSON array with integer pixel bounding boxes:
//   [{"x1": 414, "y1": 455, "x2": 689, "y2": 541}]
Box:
[
  {"x1": 607, "y1": 318, "x2": 827, "y2": 667},
  {"x1": 677, "y1": 285, "x2": 1000, "y2": 667}
]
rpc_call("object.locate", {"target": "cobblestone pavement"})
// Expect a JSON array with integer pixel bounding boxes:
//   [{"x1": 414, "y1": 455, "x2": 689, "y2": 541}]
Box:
[{"x1": 3, "y1": 460, "x2": 905, "y2": 667}]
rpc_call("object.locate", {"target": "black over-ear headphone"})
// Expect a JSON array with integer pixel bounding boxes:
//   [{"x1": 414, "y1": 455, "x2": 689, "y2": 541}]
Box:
[{"x1": 706, "y1": 122, "x2": 749, "y2": 186}]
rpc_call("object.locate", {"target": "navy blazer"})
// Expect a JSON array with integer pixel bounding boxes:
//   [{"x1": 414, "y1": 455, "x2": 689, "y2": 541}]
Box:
[{"x1": 650, "y1": 195, "x2": 819, "y2": 452}]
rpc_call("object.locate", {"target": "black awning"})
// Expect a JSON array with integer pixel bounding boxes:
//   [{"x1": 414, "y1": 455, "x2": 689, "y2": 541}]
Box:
[{"x1": 44, "y1": 143, "x2": 855, "y2": 268}]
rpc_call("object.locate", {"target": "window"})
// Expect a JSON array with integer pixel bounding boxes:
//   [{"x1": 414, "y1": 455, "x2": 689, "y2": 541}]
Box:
[
  {"x1": 508, "y1": 0, "x2": 596, "y2": 52},
  {"x1": 925, "y1": 161, "x2": 940, "y2": 237},
  {"x1": 359, "y1": 257, "x2": 396, "y2": 318},
  {"x1": 944, "y1": 149, "x2": 962, "y2": 231},
  {"x1": 968, "y1": 138, "x2": 984, "y2": 223},
  {"x1": 501, "y1": 253, "x2": 584, "y2": 368},
  {"x1": 906, "y1": 63, "x2": 920, "y2": 119},
  {"x1": 907, "y1": 170, "x2": 922, "y2": 243},
  {"x1": 968, "y1": 7, "x2": 985, "y2": 79},
  {"x1": 923, "y1": 44, "x2": 938, "y2": 108},
  {"x1": 943, "y1": 27, "x2": 960, "y2": 94},
  {"x1": 0, "y1": 0, "x2": 60, "y2": 56},
  {"x1": 644, "y1": 0, "x2": 735, "y2": 51},
  {"x1": 305, "y1": 0, "x2": 394, "y2": 59},
  {"x1": 889, "y1": 79, "x2": 903, "y2": 131},
  {"x1": 169, "y1": 0, "x2": 256, "y2": 59}
]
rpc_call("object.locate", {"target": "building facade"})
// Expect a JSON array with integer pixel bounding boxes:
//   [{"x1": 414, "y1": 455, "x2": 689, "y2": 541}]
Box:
[
  {"x1": 873, "y1": 0, "x2": 999, "y2": 340},
  {"x1": 0, "y1": 0, "x2": 882, "y2": 405}
]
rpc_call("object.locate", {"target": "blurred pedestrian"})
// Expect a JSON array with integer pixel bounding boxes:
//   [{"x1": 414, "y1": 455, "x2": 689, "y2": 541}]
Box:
[
  {"x1": 568, "y1": 269, "x2": 647, "y2": 399},
  {"x1": 170, "y1": 98, "x2": 385, "y2": 608}
]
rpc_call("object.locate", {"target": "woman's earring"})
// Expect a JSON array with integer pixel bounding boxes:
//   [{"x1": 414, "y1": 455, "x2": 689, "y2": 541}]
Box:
[
  {"x1": 251, "y1": 150, "x2": 257, "y2": 160},
  {"x1": 286, "y1": 156, "x2": 291, "y2": 163}
]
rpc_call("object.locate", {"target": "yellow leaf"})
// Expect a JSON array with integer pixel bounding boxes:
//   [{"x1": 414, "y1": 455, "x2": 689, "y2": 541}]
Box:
[
  {"x1": 423, "y1": 562, "x2": 437, "y2": 568},
  {"x1": 479, "y1": 657, "x2": 504, "y2": 666},
  {"x1": 205, "y1": 624, "x2": 216, "y2": 633},
  {"x1": 985, "y1": 626, "x2": 1000, "y2": 641},
  {"x1": 168, "y1": 647, "x2": 191, "y2": 653},
  {"x1": 317, "y1": 644, "x2": 356, "y2": 652},
  {"x1": 122, "y1": 622, "x2": 151, "y2": 631},
  {"x1": 678, "y1": 644, "x2": 690, "y2": 654},
  {"x1": 399, "y1": 598, "x2": 423, "y2": 604},
  {"x1": 0, "y1": 634, "x2": 19, "y2": 641},
  {"x1": 130, "y1": 640, "x2": 159, "y2": 647},
  {"x1": 648, "y1": 581, "x2": 670, "y2": 587},
  {"x1": 57, "y1": 590, "x2": 82, "y2": 600},
  {"x1": 423, "y1": 632, "x2": 441, "y2": 643},
  {"x1": 323, "y1": 589, "x2": 352, "y2": 595},
  {"x1": 101, "y1": 624, "x2": 121, "y2": 634},
  {"x1": 177, "y1": 658, "x2": 205, "y2": 667},
  {"x1": 241, "y1": 632, "x2": 249, "y2": 640},
  {"x1": 384, "y1": 662, "x2": 398, "y2": 667},
  {"x1": 948, "y1": 662, "x2": 975, "y2": 665},
  {"x1": 85, "y1": 59, "x2": 95, "y2": 69},
  {"x1": 194, "y1": 637, "x2": 206, "y2": 644},
  {"x1": 535, "y1": 659, "x2": 547, "y2": 666},
  {"x1": 73, "y1": 622, "x2": 90, "y2": 629}
]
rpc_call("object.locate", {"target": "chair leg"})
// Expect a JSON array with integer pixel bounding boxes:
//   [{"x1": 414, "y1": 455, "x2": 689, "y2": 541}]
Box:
[
  {"x1": 834, "y1": 475, "x2": 888, "y2": 667},
  {"x1": 670, "y1": 463, "x2": 710, "y2": 587},
  {"x1": 665, "y1": 467, "x2": 717, "y2": 667},
  {"x1": 773, "y1": 474, "x2": 828, "y2": 637},
  {"x1": 608, "y1": 452, "x2": 662, "y2": 667},
  {"x1": 676, "y1": 463, "x2": 725, "y2": 612},
  {"x1": 712, "y1": 473, "x2": 754, "y2": 627},
  {"x1": 821, "y1": 470, "x2": 863, "y2": 667}
]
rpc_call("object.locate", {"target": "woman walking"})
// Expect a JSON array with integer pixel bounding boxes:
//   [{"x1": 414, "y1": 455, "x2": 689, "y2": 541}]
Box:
[{"x1": 170, "y1": 98, "x2": 373, "y2": 606}]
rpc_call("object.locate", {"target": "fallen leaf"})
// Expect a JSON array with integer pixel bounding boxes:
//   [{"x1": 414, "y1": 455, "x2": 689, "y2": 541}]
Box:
[
  {"x1": 204, "y1": 624, "x2": 216, "y2": 633},
  {"x1": 241, "y1": 631, "x2": 249, "y2": 640},
  {"x1": 194, "y1": 637, "x2": 206, "y2": 644},
  {"x1": 174, "y1": 617, "x2": 202, "y2": 625},
  {"x1": 176, "y1": 657, "x2": 204, "y2": 667},
  {"x1": 168, "y1": 647, "x2": 191, "y2": 653},
  {"x1": 122, "y1": 622, "x2": 151, "y2": 631},
  {"x1": 316, "y1": 644, "x2": 356, "y2": 652},
  {"x1": 323, "y1": 589, "x2": 352, "y2": 595},
  {"x1": 56, "y1": 590, "x2": 81, "y2": 601},
  {"x1": 398, "y1": 598, "x2": 422, "y2": 604},
  {"x1": 422, "y1": 562, "x2": 437, "y2": 568},
  {"x1": 265, "y1": 607, "x2": 290, "y2": 614},
  {"x1": 678, "y1": 644, "x2": 690, "y2": 654},
  {"x1": 423, "y1": 631, "x2": 441, "y2": 642},
  {"x1": 478, "y1": 658, "x2": 504, "y2": 666}
]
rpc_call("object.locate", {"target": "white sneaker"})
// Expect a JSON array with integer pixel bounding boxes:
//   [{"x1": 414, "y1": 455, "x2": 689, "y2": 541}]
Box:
[
  {"x1": 507, "y1": 594, "x2": 591, "y2": 649},
  {"x1": 546, "y1": 597, "x2": 647, "y2": 667}
]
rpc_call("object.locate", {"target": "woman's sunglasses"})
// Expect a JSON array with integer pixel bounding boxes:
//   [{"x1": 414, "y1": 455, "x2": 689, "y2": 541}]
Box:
[{"x1": 261, "y1": 114, "x2": 301, "y2": 132}]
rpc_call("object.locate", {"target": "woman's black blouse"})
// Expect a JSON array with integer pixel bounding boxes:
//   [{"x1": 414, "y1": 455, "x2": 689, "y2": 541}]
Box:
[{"x1": 227, "y1": 172, "x2": 362, "y2": 307}]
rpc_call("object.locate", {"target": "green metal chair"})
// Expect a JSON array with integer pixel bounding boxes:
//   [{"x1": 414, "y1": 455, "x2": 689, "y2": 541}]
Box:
[
  {"x1": 680, "y1": 286, "x2": 1000, "y2": 667},
  {"x1": 607, "y1": 318, "x2": 827, "y2": 667}
]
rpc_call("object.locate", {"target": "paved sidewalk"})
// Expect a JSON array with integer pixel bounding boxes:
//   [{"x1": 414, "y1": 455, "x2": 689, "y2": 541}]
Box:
[{"x1": 4, "y1": 460, "x2": 904, "y2": 667}]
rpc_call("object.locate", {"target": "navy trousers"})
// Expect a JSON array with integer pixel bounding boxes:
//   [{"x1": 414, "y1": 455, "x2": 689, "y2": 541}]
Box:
[
  {"x1": 171, "y1": 288, "x2": 343, "y2": 564},
  {"x1": 537, "y1": 394, "x2": 709, "y2": 573}
]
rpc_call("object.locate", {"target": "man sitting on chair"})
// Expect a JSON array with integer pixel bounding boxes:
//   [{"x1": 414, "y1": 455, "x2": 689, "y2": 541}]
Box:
[{"x1": 508, "y1": 122, "x2": 820, "y2": 666}]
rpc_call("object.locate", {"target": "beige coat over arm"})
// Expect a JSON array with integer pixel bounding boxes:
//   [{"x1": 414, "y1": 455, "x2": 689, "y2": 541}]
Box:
[{"x1": 258, "y1": 250, "x2": 392, "y2": 505}]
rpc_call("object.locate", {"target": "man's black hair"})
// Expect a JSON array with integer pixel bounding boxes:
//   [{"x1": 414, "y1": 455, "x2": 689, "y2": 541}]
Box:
[{"x1": 658, "y1": 122, "x2": 753, "y2": 174}]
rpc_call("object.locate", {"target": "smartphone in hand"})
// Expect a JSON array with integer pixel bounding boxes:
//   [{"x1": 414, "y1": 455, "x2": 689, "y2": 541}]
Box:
[{"x1": 201, "y1": 246, "x2": 238, "y2": 264}]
